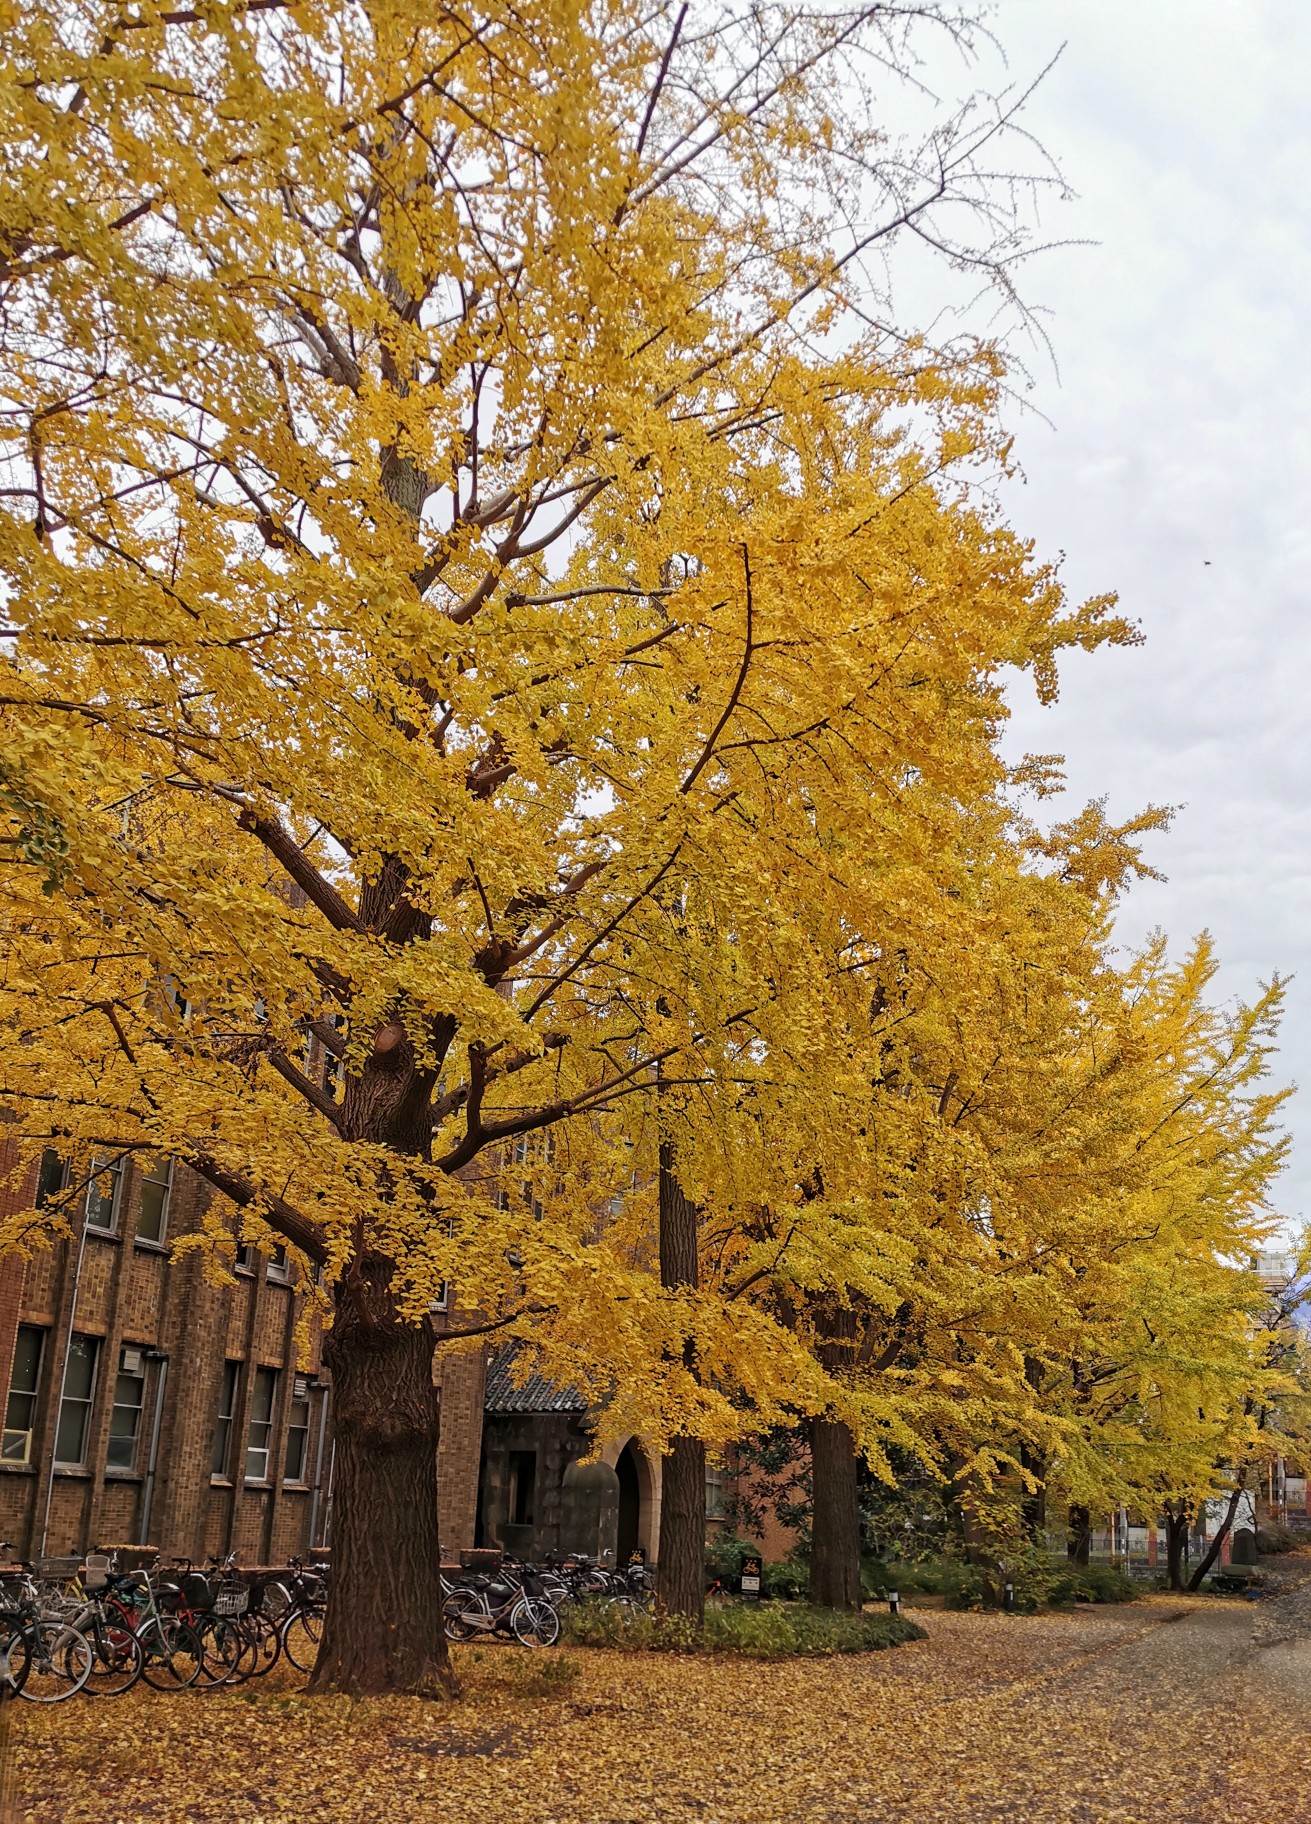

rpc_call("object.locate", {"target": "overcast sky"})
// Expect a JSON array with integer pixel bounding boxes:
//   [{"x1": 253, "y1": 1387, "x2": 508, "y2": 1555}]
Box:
[{"x1": 932, "y1": 2, "x2": 1311, "y2": 1222}]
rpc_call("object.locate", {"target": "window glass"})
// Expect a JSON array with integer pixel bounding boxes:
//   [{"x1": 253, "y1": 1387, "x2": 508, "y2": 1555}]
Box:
[
  {"x1": 284, "y1": 1392, "x2": 311, "y2": 1484},
  {"x1": 85, "y1": 1156, "x2": 122, "y2": 1232},
  {"x1": 107, "y1": 1350, "x2": 146, "y2": 1470},
  {"x1": 54, "y1": 1334, "x2": 99, "y2": 1466},
  {"x1": 508, "y1": 1449, "x2": 536, "y2": 1527},
  {"x1": 3, "y1": 1325, "x2": 44, "y2": 1462},
  {"x1": 210, "y1": 1361, "x2": 240, "y2": 1478},
  {"x1": 705, "y1": 1459, "x2": 727, "y2": 1520},
  {"x1": 34, "y1": 1151, "x2": 67, "y2": 1210},
  {"x1": 245, "y1": 1366, "x2": 278, "y2": 1482},
  {"x1": 136, "y1": 1157, "x2": 172, "y2": 1245}
]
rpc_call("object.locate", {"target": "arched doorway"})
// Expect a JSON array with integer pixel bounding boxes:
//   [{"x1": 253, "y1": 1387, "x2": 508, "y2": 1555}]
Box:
[{"x1": 616, "y1": 1441, "x2": 642, "y2": 1564}]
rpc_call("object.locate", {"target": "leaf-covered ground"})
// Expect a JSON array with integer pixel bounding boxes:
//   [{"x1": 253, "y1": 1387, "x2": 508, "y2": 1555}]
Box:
[{"x1": 11, "y1": 1596, "x2": 1311, "y2": 1822}]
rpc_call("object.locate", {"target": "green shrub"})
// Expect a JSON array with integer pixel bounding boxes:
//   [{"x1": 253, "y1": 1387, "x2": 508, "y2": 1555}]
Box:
[
  {"x1": 560, "y1": 1598, "x2": 924, "y2": 1657},
  {"x1": 1256, "y1": 1523, "x2": 1299, "y2": 1555},
  {"x1": 1045, "y1": 1562, "x2": 1136, "y2": 1606},
  {"x1": 762, "y1": 1558, "x2": 809, "y2": 1602}
]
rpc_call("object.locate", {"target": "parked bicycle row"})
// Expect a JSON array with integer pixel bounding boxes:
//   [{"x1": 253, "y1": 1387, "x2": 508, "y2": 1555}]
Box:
[
  {"x1": 0, "y1": 1547, "x2": 328, "y2": 1702},
  {"x1": 440, "y1": 1550, "x2": 655, "y2": 1646},
  {"x1": 0, "y1": 1545, "x2": 653, "y2": 1699}
]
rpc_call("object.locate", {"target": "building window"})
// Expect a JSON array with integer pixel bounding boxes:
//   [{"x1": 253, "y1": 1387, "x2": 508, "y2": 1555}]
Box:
[
  {"x1": 85, "y1": 1156, "x2": 123, "y2": 1232},
  {"x1": 211, "y1": 1361, "x2": 240, "y2": 1478},
  {"x1": 3, "y1": 1325, "x2": 45, "y2": 1463},
  {"x1": 507, "y1": 1449, "x2": 536, "y2": 1528},
  {"x1": 266, "y1": 1246, "x2": 291, "y2": 1283},
  {"x1": 106, "y1": 1346, "x2": 147, "y2": 1470},
  {"x1": 705, "y1": 1459, "x2": 727, "y2": 1520},
  {"x1": 245, "y1": 1366, "x2": 278, "y2": 1482},
  {"x1": 54, "y1": 1334, "x2": 99, "y2": 1467},
  {"x1": 136, "y1": 1157, "x2": 173, "y2": 1246},
  {"x1": 284, "y1": 1383, "x2": 311, "y2": 1485},
  {"x1": 234, "y1": 1243, "x2": 256, "y2": 1274},
  {"x1": 34, "y1": 1150, "x2": 67, "y2": 1210}
]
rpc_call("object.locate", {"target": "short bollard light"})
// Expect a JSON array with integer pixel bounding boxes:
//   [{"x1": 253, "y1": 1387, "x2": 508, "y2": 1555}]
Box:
[
  {"x1": 888, "y1": 1589, "x2": 900, "y2": 1616},
  {"x1": 1002, "y1": 1580, "x2": 1016, "y2": 1614}
]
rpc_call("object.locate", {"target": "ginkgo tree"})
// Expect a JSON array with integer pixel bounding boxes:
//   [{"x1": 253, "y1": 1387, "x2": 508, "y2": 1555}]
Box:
[
  {"x1": 661, "y1": 798, "x2": 1292, "y2": 1608},
  {"x1": 0, "y1": 0, "x2": 1137, "y2": 1692}
]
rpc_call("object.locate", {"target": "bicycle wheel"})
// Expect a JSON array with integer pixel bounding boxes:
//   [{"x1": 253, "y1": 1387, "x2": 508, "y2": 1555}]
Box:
[
  {"x1": 0, "y1": 1628, "x2": 31, "y2": 1696},
  {"x1": 136, "y1": 1616, "x2": 204, "y2": 1691},
  {"x1": 511, "y1": 1597, "x2": 560, "y2": 1648},
  {"x1": 84, "y1": 1619, "x2": 144, "y2": 1697},
  {"x1": 241, "y1": 1612, "x2": 281, "y2": 1678},
  {"x1": 194, "y1": 1617, "x2": 244, "y2": 1687},
  {"x1": 279, "y1": 1605, "x2": 325, "y2": 1674},
  {"x1": 19, "y1": 1621, "x2": 93, "y2": 1703},
  {"x1": 442, "y1": 1592, "x2": 478, "y2": 1643}
]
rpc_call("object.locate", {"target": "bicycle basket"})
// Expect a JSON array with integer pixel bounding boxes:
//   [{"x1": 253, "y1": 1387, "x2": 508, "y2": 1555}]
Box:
[
  {"x1": 177, "y1": 1571, "x2": 213, "y2": 1609},
  {"x1": 212, "y1": 1584, "x2": 250, "y2": 1617},
  {"x1": 84, "y1": 1554, "x2": 112, "y2": 1592},
  {"x1": 32, "y1": 1557, "x2": 80, "y2": 1581}
]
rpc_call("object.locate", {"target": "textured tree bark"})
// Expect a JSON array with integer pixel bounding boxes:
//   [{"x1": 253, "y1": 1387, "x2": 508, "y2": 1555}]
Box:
[
  {"x1": 308, "y1": 1251, "x2": 454, "y2": 1697},
  {"x1": 1067, "y1": 1504, "x2": 1092, "y2": 1566},
  {"x1": 1163, "y1": 1501, "x2": 1190, "y2": 1591},
  {"x1": 658, "y1": 1435, "x2": 707, "y2": 1623},
  {"x1": 809, "y1": 1417, "x2": 863, "y2": 1610},
  {"x1": 656, "y1": 1137, "x2": 705, "y2": 1625}
]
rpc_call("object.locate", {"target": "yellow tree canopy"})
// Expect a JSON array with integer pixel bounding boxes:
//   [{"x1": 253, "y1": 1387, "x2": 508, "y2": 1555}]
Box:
[{"x1": 0, "y1": 0, "x2": 1135, "y2": 1418}]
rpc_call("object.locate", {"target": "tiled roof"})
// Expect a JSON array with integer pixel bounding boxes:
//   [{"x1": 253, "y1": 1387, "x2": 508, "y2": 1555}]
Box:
[{"x1": 483, "y1": 1343, "x2": 589, "y2": 1414}]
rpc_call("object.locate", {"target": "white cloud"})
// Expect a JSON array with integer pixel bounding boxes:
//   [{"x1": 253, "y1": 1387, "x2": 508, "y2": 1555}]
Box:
[{"x1": 944, "y1": 2, "x2": 1311, "y2": 1216}]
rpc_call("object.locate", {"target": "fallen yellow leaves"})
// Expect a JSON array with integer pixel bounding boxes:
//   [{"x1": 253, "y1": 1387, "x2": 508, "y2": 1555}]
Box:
[{"x1": 10, "y1": 1598, "x2": 1311, "y2": 1823}]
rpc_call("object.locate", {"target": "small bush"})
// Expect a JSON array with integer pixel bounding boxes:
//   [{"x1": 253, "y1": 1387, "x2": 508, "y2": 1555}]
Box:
[
  {"x1": 561, "y1": 1598, "x2": 924, "y2": 1657},
  {"x1": 1045, "y1": 1563, "x2": 1136, "y2": 1606},
  {"x1": 762, "y1": 1558, "x2": 809, "y2": 1602},
  {"x1": 1256, "y1": 1523, "x2": 1299, "y2": 1555}
]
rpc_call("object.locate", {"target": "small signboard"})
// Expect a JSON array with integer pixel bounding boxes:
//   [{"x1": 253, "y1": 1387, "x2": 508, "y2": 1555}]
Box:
[
  {"x1": 740, "y1": 1555, "x2": 762, "y2": 1599},
  {"x1": 628, "y1": 1546, "x2": 646, "y2": 1566}
]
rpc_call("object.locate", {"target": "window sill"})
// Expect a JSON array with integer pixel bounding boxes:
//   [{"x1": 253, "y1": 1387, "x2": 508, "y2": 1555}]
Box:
[
  {"x1": 84, "y1": 1228, "x2": 121, "y2": 1244},
  {"x1": 53, "y1": 1466, "x2": 93, "y2": 1479},
  {"x1": 209, "y1": 1476, "x2": 234, "y2": 1487},
  {"x1": 133, "y1": 1239, "x2": 168, "y2": 1255},
  {"x1": 104, "y1": 1469, "x2": 143, "y2": 1482},
  {"x1": 281, "y1": 1483, "x2": 310, "y2": 1494},
  {"x1": 0, "y1": 1463, "x2": 35, "y2": 1476}
]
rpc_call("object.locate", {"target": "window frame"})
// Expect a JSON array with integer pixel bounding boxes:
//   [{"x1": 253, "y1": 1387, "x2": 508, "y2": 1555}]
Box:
[
  {"x1": 244, "y1": 1365, "x2": 278, "y2": 1484},
  {"x1": 3, "y1": 1324, "x2": 46, "y2": 1465},
  {"x1": 33, "y1": 1150, "x2": 67, "y2": 1211},
  {"x1": 54, "y1": 1333, "x2": 100, "y2": 1469},
  {"x1": 84, "y1": 1155, "x2": 123, "y2": 1233},
  {"x1": 106, "y1": 1346, "x2": 147, "y2": 1472},
  {"x1": 210, "y1": 1360, "x2": 240, "y2": 1480},
  {"x1": 507, "y1": 1449, "x2": 537, "y2": 1528},
  {"x1": 283, "y1": 1385, "x2": 312, "y2": 1486},
  {"x1": 135, "y1": 1156, "x2": 173, "y2": 1247}
]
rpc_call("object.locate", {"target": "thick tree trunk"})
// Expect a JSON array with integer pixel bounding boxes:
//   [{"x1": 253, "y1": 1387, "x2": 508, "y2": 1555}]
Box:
[
  {"x1": 809, "y1": 1417, "x2": 862, "y2": 1610},
  {"x1": 656, "y1": 1137, "x2": 705, "y2": 1625},
  {"x1": 658, "y1": 1435, "x2": 707, "y2": 1623},
  {"x1": 1067, "y1": 1503, "x2": 1091, "y2": 1566},
  {"x1": 308, "y1": 1251, "x2": 453, "y2": 1697},
  {"x1": 1187, "y1": 1474, "x2": 1246, "y2": 1592},
  {"x1": 1163, "y1": 1501, "x2": 1189, "y2": 1591}
]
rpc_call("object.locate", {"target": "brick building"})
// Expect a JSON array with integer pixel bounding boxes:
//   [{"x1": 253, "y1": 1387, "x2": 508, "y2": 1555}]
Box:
[
  {"x1": 0, "y1": 1136, "x2": 731, "y2": 1573},
  {"x1": 0, "y1": 1138, "x2": 335, "y2": 1563}
]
